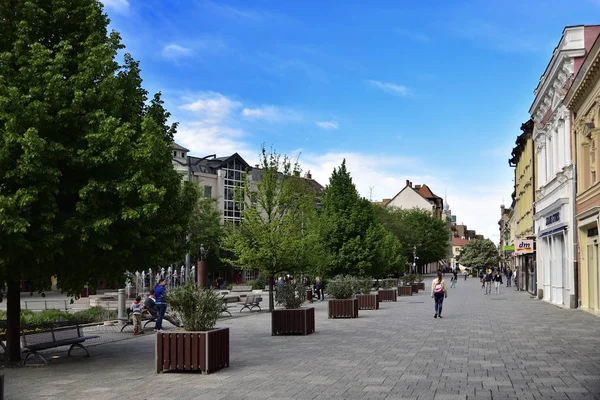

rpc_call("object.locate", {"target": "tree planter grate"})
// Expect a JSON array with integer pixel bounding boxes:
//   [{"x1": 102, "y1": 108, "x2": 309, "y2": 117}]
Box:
[
  {"x1": 271, "y1": 307, "x2": 315, "y2": 335},
  {"x1": 156, "y1": 328, "x2": 229, "y2": 374},
  {"x1": 328, "y1": 298, "x2": 359, "y2": 318},
  {"x1": 356, "y1": 294, "x2": 379, "y2": 310}
]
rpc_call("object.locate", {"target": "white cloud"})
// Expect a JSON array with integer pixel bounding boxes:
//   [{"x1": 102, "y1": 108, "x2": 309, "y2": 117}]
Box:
[
  {"x1": 101, "y1": 0, "x2": 129, "y2": 13},
  {"x1": 241, "y1": 106, "x2": 302, "y2": 122},
  {"x1": 316, "y1": 121, "x2": 339, "y2": 130},
  {"x1": 179, "y1": 92, "x2": 242, "y2": 124},
  {"x1": 162, "y1": 44, "x2": 193, "y2": 59},
  {"x1": 368, "y1": 80, "x2": 409, "y2": 96}
]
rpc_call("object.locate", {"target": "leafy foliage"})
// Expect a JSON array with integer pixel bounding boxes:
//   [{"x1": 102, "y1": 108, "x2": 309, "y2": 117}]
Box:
[
  {"x1": 326, "y1": 275, "x2": 355, "y2": 299},
  {"x1": 0, "y1": 307, "x2": 116, "y2": 330},
  {"x1": 187, "y1": 195, "x2": 223, "y2": 261},
  {"x1": 380, "y1": 278, "x2": 397, "y2": 289},
  {"x1": 456, "y1": 239, "x2": 500, "y2": 271},
  {"x1": 277, "y1": 281, "x2": 306, "y2": 309},
  {"x1": 317, "y1": 161, "x2": 403, "y2": 278},
  {"x1": 222, "y1": 147, "x2": 317, "y2": 311},
  {"x1": 0, "y1": 0, "x2": 198, "y2": 361},
  {"x1": 165, "y1": 282, "x2": 221, "y2": 331},
  {"x1": 375, "y1": 206, "x2": 449, "y2": 271},
  {"x1": 356, "y1": 277, "x2": 373, "y2": 295}
]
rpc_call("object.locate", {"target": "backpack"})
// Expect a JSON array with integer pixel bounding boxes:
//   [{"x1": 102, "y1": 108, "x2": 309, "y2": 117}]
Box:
[{"x1": 434, "y1": 279, "x2": 444, "y2": 294}]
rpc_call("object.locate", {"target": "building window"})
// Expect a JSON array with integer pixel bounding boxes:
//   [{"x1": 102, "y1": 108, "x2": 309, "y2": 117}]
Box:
[
  {"x1": 203, "y1": 186, "x2": 212, "y2": 198},
  {"x1": 222, "y1": 159, "x2": 245, "y2": 224},
  {"x1": 174, "y1": 151, "x2": 177, "y2": 157},
  {"x1": 181, "y1": 152, "x2": 185, "y2": 158}
]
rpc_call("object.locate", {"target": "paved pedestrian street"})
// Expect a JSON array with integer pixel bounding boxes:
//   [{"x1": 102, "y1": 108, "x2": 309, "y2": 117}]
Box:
[{"x1": 5, "y1": 277, "x2": 600, "y2": 400}]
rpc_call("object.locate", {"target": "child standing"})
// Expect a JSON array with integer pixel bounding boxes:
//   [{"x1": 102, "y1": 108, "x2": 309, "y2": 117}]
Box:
[{"x1": 131, "y1": 295, "x2": 144, "y2": 335}]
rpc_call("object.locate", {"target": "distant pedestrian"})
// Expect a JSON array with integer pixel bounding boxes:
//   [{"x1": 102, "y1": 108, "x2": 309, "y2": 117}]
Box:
[
  {"x1": 484, "y1": 269, "x2": 493, "y2": 295},
  {"x1": 450, "y1": 270, "x2": 458, "y2": 288},
  {"x1": 431, "y1": 270, "x2": 448, "y2": 318},
  {"x1": 505, "y1": 268, "x2": 512, "y2": 287},
  {"x1": 463, "y1": 270, "x2": 468, "y2": 281},
  {"x1": 314, "y1": 277, "x2": 323, "y2": 300},
  {"x1": 130, "y1": 295, "x2": 144, "y2": 335},
  {"x1": 493, "y1": 270, "x2": 503, "y2": 294},
  {"x1": 154, "y1": 279, "x2": 167, "y2": 332}
]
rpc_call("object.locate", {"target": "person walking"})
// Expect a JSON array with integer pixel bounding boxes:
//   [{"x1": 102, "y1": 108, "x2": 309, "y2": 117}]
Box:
[
  {"x1": 450, "y1": 269, "x2": 458, "y2": 288},
  {"x1": 431, "y1": 270, "x2": 448, "y2": 318},
  {"x1": 463, "y1": 269, "x2": 468, "y2": 281},
  {"x1": 484, "y1": 269, "x2": 493, "y2": 295},
  {"x1": 154, "y1": 279, "x2": 167, "y2": 332},
  {"x1": 493, "y1": 270, "x2": 503, "y2": 294},
  {"x1": 505, "y1": 268, "x2": 512, "y2": 287}
]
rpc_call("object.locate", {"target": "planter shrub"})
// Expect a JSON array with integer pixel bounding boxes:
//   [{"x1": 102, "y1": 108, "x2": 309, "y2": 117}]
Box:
[
  {"x1": 397, "y1": 286, "x2": 412, "y2": 296},
  {"x1": 378, "y1": 289, "x2": 397, "y2": 302},
  {"x1": 411, "y1": 283, "x2": 419, "y2": 294},
  {"x1": 157, "y1": 282, "x2": 229, "y2": 374},
  {"x1": 271, "y1": 281, "x2": 315, "y2": 336}
]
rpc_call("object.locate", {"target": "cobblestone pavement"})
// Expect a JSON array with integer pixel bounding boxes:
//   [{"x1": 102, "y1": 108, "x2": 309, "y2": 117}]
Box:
[{"x1": 4, "y1": 277, "x2": 600, "y2": 400}]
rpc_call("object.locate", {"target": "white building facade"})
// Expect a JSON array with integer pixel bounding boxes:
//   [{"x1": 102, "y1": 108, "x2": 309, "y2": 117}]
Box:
[{"x1": 530, "y1": 26, "x2": 592, "y2": 308}]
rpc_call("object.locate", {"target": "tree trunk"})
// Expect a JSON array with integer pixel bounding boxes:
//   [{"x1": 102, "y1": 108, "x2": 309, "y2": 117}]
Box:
[
  {"x1": 268, "y1": 274, "x2": 274, "y2": 312},
  {"x1": 7, "y1": 279, "x2": 21, "y2": 363}
]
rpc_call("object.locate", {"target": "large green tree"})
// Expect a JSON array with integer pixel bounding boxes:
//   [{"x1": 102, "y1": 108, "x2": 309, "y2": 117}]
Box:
[
  {"x1": 222, "y1": 148, "x2": 317, "y2": 311},
  {"x1": 456, "y1": 238, "x2": 500, "y2": 271},
  {"x1": 317, "y1": 161, "x2": 396, "y2": 277},
  {"x1": 376, "y1": 206, "x2": 449, "y2": 273},
  {"x1": 187, "y1": 195, "x2": 223, "y2": 262},
  {"x1": 0, "y1": 0, "x2": 197, "y2": 362}
]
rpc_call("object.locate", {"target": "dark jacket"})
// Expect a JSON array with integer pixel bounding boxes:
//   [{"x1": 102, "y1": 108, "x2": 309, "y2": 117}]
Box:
[
  {"x1": 484, "y1": 273, "x2": 493, "y2": 282},
  {"x1": 154, "y1": 285, "x2": 166, "y2": 304},
  {"x1": 493, "y1": 274, "x2": 503, "y2": 283},
  {"x1": 144, "y1": 297, "x2": 157, "y2": 316}
]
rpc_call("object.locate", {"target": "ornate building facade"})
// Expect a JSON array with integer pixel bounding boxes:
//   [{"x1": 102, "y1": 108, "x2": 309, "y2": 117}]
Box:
[
  {"x1": 530, "y1": 25, "x2": 600, "y2": 308},
  {"x1": 565, "y1": 31, "x2": 600, "y2": 314}
]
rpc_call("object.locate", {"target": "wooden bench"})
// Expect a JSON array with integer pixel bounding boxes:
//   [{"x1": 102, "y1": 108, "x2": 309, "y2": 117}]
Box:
[
  {"x1": 239, "y1": 295, "x2": 262, "y2": 312},
  {"x1": 230, "y1": 285, "x2": 253, "y2": 292},
  {"x1": 21, "y1": 325, "x2": 99, "y2": 366},
  {"x1": 23, "y1": 300, "x2": 71, "y2": 312}
]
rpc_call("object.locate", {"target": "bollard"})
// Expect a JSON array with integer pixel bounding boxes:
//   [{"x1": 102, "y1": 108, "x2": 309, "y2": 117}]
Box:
[{"x1": 118, "y1": 288, "x2": 126, "y2": 326}]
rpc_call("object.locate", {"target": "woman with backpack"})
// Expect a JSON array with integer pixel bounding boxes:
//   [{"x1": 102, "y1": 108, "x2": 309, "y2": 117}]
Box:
[{"x1": 431, "y1": 270, "x2": 448, "y2": 318}]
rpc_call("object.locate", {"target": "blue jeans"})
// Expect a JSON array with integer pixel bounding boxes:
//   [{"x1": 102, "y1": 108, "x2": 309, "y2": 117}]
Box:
[
  {"x1": 156, "y1": 303, "x2": 167, "y2": 330},
  {"x1": 434, "y1": 293, "x2": 444, "y2": 315}
]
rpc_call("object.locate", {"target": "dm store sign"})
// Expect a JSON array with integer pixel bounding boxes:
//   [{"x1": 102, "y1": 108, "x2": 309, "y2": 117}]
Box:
[{"x1": 515, "y1": 240, "x2": 534, "y2": 254}]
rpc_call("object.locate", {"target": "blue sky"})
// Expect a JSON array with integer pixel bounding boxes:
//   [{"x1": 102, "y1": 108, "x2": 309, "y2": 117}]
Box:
[{"x1": 102, "y1": 0, "x2": 600, "y2": 242}]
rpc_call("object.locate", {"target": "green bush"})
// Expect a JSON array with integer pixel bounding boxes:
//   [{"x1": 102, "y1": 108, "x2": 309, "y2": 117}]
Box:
[
  {"x1": 381, "y1": 278, "x2": 397, "y2": 289},
  {"x1": 416, "y1": 275, "x2": 424, "y2": 283},
  {"x1": 166, "y1": 281, "x2": 222, "y2": 331},
  {"x1": 245, "y1": 280, "x2": 258, "y2": 290},
  {"x1": 326, "y1": 275, "x2": 355, "y2": 299},
  {"x1": 356, "y1": 277, "x2": 373, "y2": 295},
  {"x1": 71, "y1": 306, "x2": 117, "y2": 323},
  {"x1": 277, "y1": 281, "x2": 305, "y2": 309},
  {"x1": 254, "y1": 274, "x2": 268, "y2": 290}
]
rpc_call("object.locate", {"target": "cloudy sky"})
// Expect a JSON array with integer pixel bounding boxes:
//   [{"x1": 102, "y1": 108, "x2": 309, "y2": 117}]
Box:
[{"x1": 102, "y1": 0, "x2": 600, "y2": 243}]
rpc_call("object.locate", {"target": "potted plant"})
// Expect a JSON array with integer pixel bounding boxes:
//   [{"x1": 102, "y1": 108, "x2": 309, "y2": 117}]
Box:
[
  {"x1": 416, "y1": 275, "x2": 425, "y2": 291},
  {"x1": 156, "y1": 282, "x2": 229, "y2": 374},
  {"x1": 271, "y1": 281, "x2": 315, "y2": 335},
  {"x1": 355, "y1": 277, "x2": 379, "y2": 310},
  {"x1": 404, "y1": 274, "x2": 419, "y2": 294},
  {"x1": 327, "y1": 275, "x2": 359, "y2": 318},
  {"x1": 398, "y1": 276, "x2": 413, "y2": 297},
  {"x1": 378, "y1": 278, "x2": 397, "y2": 302}
]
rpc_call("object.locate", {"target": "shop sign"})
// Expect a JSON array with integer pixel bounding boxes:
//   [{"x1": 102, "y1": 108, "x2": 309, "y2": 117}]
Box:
[
  {"x1": 545, "y1": 211, "x2": 560, "y2": 226},
  {"x1": 515, "y1": 240, "x2": 534, "y2": 254},
  {"x1": 504, "y1": 245, "x2": 515, "y2": 251}
]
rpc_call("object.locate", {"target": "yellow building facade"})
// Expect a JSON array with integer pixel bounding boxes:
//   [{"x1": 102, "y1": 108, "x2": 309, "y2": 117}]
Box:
[{"x1": 509, "y1": 120, "x2": 537, "y2": 293}]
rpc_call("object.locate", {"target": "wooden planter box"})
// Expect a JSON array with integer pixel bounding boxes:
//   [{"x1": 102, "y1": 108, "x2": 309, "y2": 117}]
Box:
[
  {"x1": 397, "y1": 286, "x2": 413, "y2": 296},
  {"x1": 418, "y1": 282, "x2": 425, "y2": 291},
  {"x1": 306, "y1": 289, "x2": 313, "y2": 302},
  {"x1": 356, "y1": 294, "x2": 379, "y2": 310},
  {"x1": 378, "y1": 289, "x2": 397, "y2": 302},
  {"x1": 156, "y1": 328, "x2": 229, "y2": 374},
  {"x1": 271, "y1": 307, "x2": 315, "y2": 336},
  {"x1": 328, "y1": 298, "x2": 359, "y2": 318},
  {"x1": 411, "y1": 283, "x2": 419, "y2": 294}
]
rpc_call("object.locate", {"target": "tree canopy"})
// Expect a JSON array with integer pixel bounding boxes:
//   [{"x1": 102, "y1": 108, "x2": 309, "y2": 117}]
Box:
[
  {"x1": 222, "y1": 147, "x2": 316, "y2": 311},
  {"x1": 0, "y1": 0, "x2": 196, "y2": 361},
  {"x1": 317, "y1": 161, "x2": 402, "y2": 277},
  {"x1": 375, "y1": 206, "x2": 449, "y2": 272},
  {"x1": 456, "y1": 238, "x2": 500, "y2": 271}
]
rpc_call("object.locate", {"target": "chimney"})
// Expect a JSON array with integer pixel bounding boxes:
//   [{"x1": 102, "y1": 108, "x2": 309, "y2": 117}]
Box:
[
  {"x1": 305, "y1": 170, "x2": 312, "y2": 180},
  {"x1": 414, "y1": 184, "x2": 421, "y2": 190}
]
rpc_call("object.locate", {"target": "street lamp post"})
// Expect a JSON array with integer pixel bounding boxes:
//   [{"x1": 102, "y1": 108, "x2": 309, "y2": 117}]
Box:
[
  {"x1": 197, "y1": 244, "x2": 208, "y2": 287},
  {"x1": 412, "y1": 245, "x2": 418, "y2": 274}
]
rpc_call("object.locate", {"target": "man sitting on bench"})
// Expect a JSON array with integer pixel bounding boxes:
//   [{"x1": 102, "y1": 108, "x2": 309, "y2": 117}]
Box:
[{"x1": 144, "y1": 290, "x2": 180, "y2": 328}]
